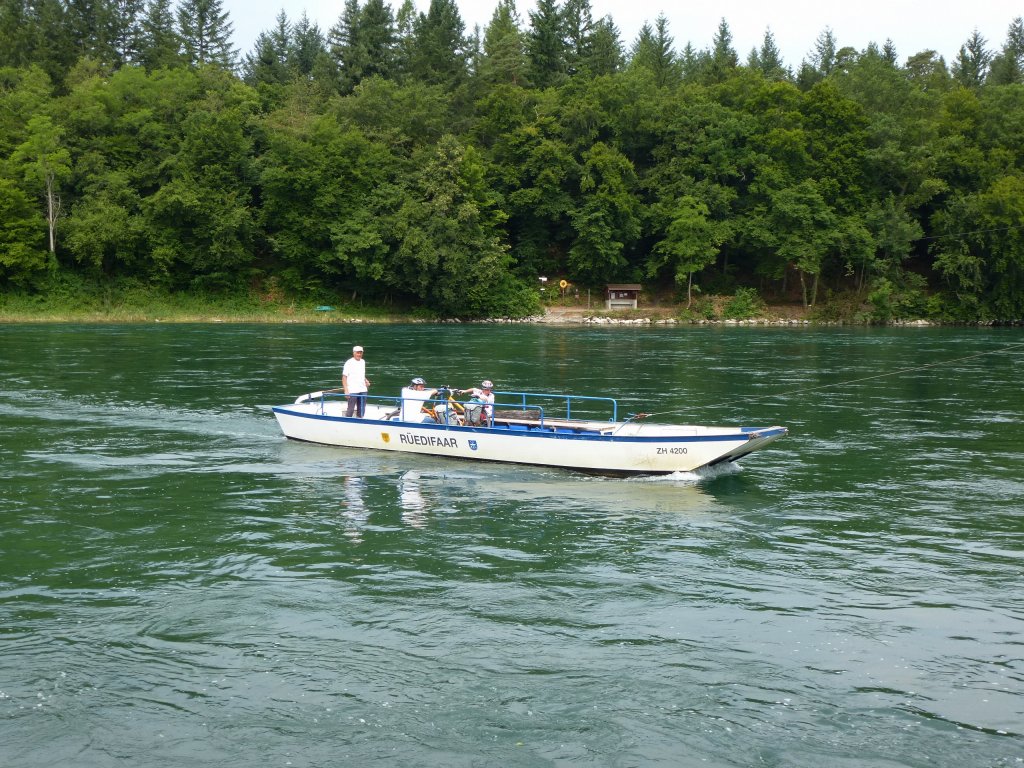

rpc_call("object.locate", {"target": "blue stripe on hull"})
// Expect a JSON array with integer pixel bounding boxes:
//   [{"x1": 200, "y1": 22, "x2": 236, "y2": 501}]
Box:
[{"x1": 271, "y1": 406, "x2": 784, "y2": 444}]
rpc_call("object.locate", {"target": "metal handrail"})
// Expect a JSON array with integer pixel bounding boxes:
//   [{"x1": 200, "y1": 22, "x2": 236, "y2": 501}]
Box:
[
  {"x1": 298, "y1": 388, "x2": 618, "y2": 426},
  {"x1": 490, "y1": 390, "x2": 618, "y2": 423},
  {"x1": 300, "y1": 389, "x2": 399, "y2": 416}
]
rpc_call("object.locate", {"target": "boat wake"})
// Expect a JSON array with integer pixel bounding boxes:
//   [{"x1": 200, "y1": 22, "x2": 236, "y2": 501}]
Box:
[
  {"x1": 0, "y1": 390, "x2": 275, "y2": 442},
  {"x1": 629, "y1": 461, "x2": 743, "y2": 484}
]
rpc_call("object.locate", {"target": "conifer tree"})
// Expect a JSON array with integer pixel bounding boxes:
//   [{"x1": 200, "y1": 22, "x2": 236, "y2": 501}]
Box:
[
  {"x1": 797, "y1": 27, "x2": 837, "y2": 88},
  {"x1": 359, "y1": 0, "x2": 397, "y2": 82},
  {"x1": 750, "y1": 27, "x2": 785, "y2": 80},
  {"x1": 139, "y1": 0, "x2": 182, "y2": 70},
  {"x1": 0, "y1": 0, "x2": 76, "y2": 79},
  {"x1": 480, "y1": 0, "x2": 529, "y2": 86},
  {"x1": 812, "y1": 27, "x2": 838, "y2": 75},
  {"x1": 290, "y1": 12, "x2": 326, "y2": 78},
  {"x1": 64, "y1": 0, "x2": 143, "y2": 66},
  {"x1": 881, "y1": 39, "x2": 898, "y2": 66},
  {"x1": 0, "y1": 0, "x2": 33, "y2": 68},
  {"x1": 526, "y1": 0, "x2": 565, "y2": 89},
  {"x1": 108, "y1": 0, "x2": 148, "y2": 65},
  {"x1": 328, "y1": 0, "x2": 361, "y2": 92},
  {"x1": 177, "y1": 0, "x2": 238, "y2": 68},
  {"x1": 408, "y1": 0, "x2": 468, "y2": 88},
  {"x1": 628, "y1": 23, "x2": 653, "y2": 66},
  {"x1": 242, "y1": 10, "x2": 290, "y2": 86},
  {"x1": 582, "y1": 16, "x2": 623, "y2": 77},
  {"x1": 64, "y1": 0, "x2": 108, "y2": 61},
  {"x1": 562, "y1": 0, "x2": 591, "y2": 76},
  {"x1": 466, "y1": 23, "x2": 482, "y2": 77},
  {"x1": 679, "y1": 41, "x2": 701, "y2": 80},
  {"x1": 705, "y1": 17, "x2": 737, "y2": 82},
  {"x1": 988, "y1": 17, "x2": 1024, "y2": 84},
  {"x1": 952, "y1": 29, "x2": 991, "y2": 88},
  {"x1": 628, "y1": 15, "x2": 679, "y2": 87},
  {"x1": 393, "y1": 0, "x2": 417, "y2": 79}
]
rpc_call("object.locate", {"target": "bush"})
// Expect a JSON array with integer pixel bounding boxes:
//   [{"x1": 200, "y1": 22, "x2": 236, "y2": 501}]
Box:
[
  {"x1": 867, "y1": 274, "x2": 929, "y2": 322},
  {"x1": 675, "y1": 294, "x2": 717, "y2": 322},
  {"x1": 722, "y1": 287, "x2": 766, "y2": 319}
]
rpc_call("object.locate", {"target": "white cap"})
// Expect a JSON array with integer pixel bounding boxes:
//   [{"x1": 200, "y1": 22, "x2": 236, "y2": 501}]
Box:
[{"x1": 353, "y1": 345, "x2": 363, "y2": 352}]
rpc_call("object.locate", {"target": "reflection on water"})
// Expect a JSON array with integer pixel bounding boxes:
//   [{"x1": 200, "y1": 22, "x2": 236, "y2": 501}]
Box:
[
  {"x1": 341, "y1": 475, "x2": 368, "y2": 541},
  {"x1": 399, "y1": 471, "x2": 426, "y2": 528}
]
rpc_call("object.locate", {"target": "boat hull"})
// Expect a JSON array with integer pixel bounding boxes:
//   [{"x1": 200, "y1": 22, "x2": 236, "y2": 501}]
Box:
[{"x1": 271, "y1": 401, "x2": 786, "y2": 475}]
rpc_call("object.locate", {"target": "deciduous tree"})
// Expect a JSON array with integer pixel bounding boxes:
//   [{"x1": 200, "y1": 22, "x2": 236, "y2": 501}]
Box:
[
  {"x1": 647, "y1": 195, "x2": 726, "y2": 305},
  {"x1": 11, "y1": 114, "x2": 71, "y2": 255},
  {"x1": 0, "y1": 177, "x2": 47, "y2": 284}
]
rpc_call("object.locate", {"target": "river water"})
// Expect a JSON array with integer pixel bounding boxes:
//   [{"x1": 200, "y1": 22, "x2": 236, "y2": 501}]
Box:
[{"x1": 1, "y1": 323, "x2": 1022, "y2": 767}]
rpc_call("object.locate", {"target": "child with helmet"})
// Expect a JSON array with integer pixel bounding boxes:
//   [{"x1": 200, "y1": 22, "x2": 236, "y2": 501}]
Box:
[{"x1": 459, "y1": 380, "x2": 495, "y2": 425}]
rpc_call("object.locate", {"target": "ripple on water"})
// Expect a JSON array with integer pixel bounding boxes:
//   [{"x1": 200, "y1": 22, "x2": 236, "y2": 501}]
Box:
[{"x1": 2, "y1": 325, "x2": 1022, "y2": 767}]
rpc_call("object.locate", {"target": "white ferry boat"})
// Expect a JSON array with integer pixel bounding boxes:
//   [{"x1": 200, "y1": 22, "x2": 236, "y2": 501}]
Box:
[{"x1": 271, "y1": 388, "x2": 787, "y2": 475}]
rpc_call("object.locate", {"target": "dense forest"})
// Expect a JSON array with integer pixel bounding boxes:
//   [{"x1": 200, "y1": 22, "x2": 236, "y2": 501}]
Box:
[{"x1": 1, "y1": 0, "x2": 1023, "y2": 320}]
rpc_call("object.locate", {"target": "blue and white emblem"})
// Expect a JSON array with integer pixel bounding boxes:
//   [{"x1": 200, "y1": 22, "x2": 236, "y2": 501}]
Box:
[{"x1": 468, "y1": 440, "x2": 478, "y2": 451}]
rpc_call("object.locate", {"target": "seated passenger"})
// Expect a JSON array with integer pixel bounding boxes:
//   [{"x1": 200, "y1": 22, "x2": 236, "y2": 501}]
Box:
[
  {"x1": 459, "y1": 380, "x2": 495, "y2": 425},
  {"x1": 400, "y1": 377, "x2": 438, "y2": 422}
]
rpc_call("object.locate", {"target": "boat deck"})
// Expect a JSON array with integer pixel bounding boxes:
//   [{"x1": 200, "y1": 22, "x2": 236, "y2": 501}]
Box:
[{"x1": 493, "y1": 417, "x2": 614, "y2": 434}]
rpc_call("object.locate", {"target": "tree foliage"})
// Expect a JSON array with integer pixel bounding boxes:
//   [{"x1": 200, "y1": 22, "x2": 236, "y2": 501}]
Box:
[{"x1": 1, "y1": 4, "x2": 1023, "y2": 319}]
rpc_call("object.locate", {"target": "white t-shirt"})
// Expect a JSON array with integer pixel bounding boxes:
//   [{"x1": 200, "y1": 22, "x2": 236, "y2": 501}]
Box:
[
  {"x1": 400, "y1": 386, "x2": 435, "y2": 421},
  {"x1": 468, "y1": 388, "x2": 495, "y2": 417},
  {"x1": 342, "y1": 357, "x2": 367, "y2": 394}
]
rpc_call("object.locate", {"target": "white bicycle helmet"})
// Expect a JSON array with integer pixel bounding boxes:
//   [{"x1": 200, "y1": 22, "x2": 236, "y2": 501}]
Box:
[
  {"x1": 411, "y1": 376, "x2": 425, "y2": 385},
  {"x1": 481, "y1": 380, "x2": 494, "y2": 389}
]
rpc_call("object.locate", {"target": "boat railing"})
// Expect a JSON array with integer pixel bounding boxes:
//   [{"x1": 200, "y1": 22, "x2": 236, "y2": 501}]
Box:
[
  {"x1": 296, "y1": 388, "x2": 619, "y2": 428},
  {"x1": 429, "y1": 390, "x2": 618, "y2": 429},
  {"x1": 490, "y1": 390, "x2": 618, "y2": 425},
  {"x1": 296, "y1": 389, "x2": 402, "y2": 416}
]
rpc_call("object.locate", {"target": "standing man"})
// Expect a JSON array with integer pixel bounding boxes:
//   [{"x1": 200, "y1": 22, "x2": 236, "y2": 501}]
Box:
[{"x1": 342, "y1": 345, "x2": 370, "y2": 417}]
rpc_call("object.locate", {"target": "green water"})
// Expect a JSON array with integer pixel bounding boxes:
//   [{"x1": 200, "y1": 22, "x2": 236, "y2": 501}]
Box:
[{"x1": 1, "y1": 323, "x2": 1022, "y2": 767}]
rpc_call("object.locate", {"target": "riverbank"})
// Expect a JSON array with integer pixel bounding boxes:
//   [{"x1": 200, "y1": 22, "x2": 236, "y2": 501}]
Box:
[
  {"x1": 0, "y1": 304, "x2": 815, "y2": 325},
  {"x1": 0, "y1": 280, "x2": 806, "y2": 324},
  {"x1": 529, "y1": 306, "x2": 945, "y2": 326},
  {"x1": 1, "y1": 293, "x2": 1015, "y2": 326},
  {"x1": 0, "y1": 295, "x2": 401, "y2": 324},
  {"x1": 0, "y1": 305, "x2": 989, "y2": 326},
  {"x1": 0, "y1": 296, "x2": 779, "y2": 324}
]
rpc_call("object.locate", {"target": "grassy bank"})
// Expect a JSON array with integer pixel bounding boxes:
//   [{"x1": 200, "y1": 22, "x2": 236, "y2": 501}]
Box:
[
  {"x1": 0, "y1": 286, "x2": 804, "y2": 324},
  {"x1": 0, "y1": 278, "x2": 962, "y2": 325},
  {"x1": 0, "y1": 281, "x2": 415, "y2": 324},
  {"x1": 0, "y1": 294, "x2": 824, "y2": 325}
]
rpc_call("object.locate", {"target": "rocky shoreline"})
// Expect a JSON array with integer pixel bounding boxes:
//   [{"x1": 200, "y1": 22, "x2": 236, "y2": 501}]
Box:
[
  {"x1": 3, "y1": 305, "x2": 1017, "y2": 326},
  {"x1": 470, "y1": 313, "x2": 947, "y2": 326}
]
